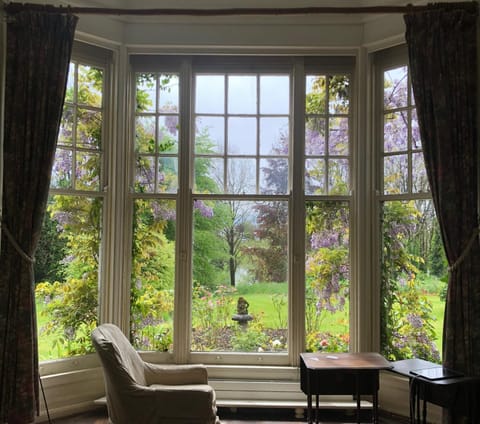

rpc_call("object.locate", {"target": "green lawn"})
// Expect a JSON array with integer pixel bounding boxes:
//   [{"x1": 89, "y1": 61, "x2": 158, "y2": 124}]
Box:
[
  {"x1": 428, "y1": 293, "x2": 445, "y2": 354},
  {"x1": 36, "y1": 301, "x2": 64, "y2": 361},
  {"x1": 36, "y1": 282, "x2": 446, "y2": 360}
]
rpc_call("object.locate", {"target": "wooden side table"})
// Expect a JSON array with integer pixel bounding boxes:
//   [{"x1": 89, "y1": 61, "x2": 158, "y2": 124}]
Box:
[{"x1": 300, "y1": 352, "x2": 392, "y2": 424}]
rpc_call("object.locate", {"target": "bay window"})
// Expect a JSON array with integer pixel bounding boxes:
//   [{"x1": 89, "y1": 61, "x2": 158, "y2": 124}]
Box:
[{"x1": 35, "y1": 47, "x2": 443, "y2": 373}]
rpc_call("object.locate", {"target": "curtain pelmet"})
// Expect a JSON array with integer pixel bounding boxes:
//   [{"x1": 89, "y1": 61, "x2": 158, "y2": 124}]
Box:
[{"x1": 0, "y1": 10, "x2": 77, "y2": 423}]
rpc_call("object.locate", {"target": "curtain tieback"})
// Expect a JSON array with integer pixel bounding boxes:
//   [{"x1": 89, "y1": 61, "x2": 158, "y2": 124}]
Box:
[
  {"x1": 448, "y1": 226, "x2": 480, "y2": 273},
  {"x1": 1, "y1": 223, "x2": 35, "y2": 263}
]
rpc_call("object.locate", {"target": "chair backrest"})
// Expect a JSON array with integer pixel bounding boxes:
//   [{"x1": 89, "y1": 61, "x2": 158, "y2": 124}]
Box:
[{"x1": 91, "y1": 323, "x2": 146, "y2": 387}]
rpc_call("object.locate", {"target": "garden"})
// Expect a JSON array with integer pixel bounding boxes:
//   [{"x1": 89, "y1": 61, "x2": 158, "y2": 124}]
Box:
[{"x1": 34, "y1": 66, "x2": 446, "y2": 363}]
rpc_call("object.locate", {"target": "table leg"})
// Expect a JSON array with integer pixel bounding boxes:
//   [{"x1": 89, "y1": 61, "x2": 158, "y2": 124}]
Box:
[
  {"x1": 315, "y1": 394, "x2": 319, "y2": 424},
  {"x1": 373, "y1": 389, "x2": 378, "y2": 424},
  {"x1": 307, "y1": 394, "x2": 312, "y2": 424},
  {"x1": 355, "y1": 373, "x2": 360, "y2": 424}
]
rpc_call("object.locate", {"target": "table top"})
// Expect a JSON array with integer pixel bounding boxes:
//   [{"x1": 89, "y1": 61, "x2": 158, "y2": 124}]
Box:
[
  {"x1": 390, "y1": 358, "x2": 439, "y2": 377},
  {"x1": 389, "y1": 358, "x2": 477, "y2": 386},
  {"x1": 300, "y1": 352, "x2": 392, "y2": 371}
]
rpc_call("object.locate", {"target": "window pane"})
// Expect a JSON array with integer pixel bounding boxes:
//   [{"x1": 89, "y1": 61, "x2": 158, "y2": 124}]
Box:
[
  {"x1": 158, "y1": 115, "x2": 179, "y2": 153},
  {"x1": 328, "y1": 159, "x2": 349, "y2": 195},
  {"x1": 306, "y1": 75, "x2": 326, "y2": 114},
  {"x1": 136, "y1": 73, "x2": 156, "y2": 113},
  {"x1": 77, "y1": 108, "x2": 102, "y2": 149},
  {"x1": 196, "y1": 75, "x2": 225, "y2": 114},
  {"x1": 305, "y1": 201, "x2": 350, "y2": 353},
  {"x1": 384, "y1": 154, "x2": 408, "y2": 195},
  {"x1": 228, "y1": 75, "x2": 256, "y2": 114},
  {"x1": 226, "y1": 158, "x2": 256, "y2": 194},
  {"x1": 35, "y1": 196, "x2": 102, "y2": 359},
  {"x1": 412, "y1": 152, "x2": 429, "y2": 193},
  {"x1": 158, "y1": 157, "x2": 178, "y2": 193},
  {"x1": 51, "y1": 148, "x2": 72, "y2": 189},
  {"x1": 59, "y1": 105, "x2": 73, "y2": 145},
  {"x1": 260, "y1": 75, "x2": 289, "y2": 114},
  {"x1": 228, "y1": 117, "x2": 257, "y2": 155},
  {"x1": 135, "y1": 73, "x2": 179, "y2": 194},
  {"x1": 64, "y1": 63, "x2": 75, "y2": 103},
  {"x1": 78, "y1": 65, "x2": 103, "y2": 108},
  {"x1": 380, "y1": 200, "x2": 445, "y2": 362},
  {"x1": 75, "y1": 152, "x2": 101, "y2": 191},
  {"x1": 305, "y1": 118, "x2": 326, "y2": 156},
  {"x1": 384, "y1": 66, "x2": 408, "y2": 110},
  {"x1": 260, "y1": 158, "x2": 288, "y2": 195},
  {"x1": 135, "y1": 156, "x2": 155, "y2": 193},
  {"x1": 412, "y1": 109, "x2": 421, "y2": 150},
  {"x1": 158, "y1": 74, "x2": 179, "y2": 112},
  {"x1": 195, "y1": 116, "x2": 225, "y2": 154},
  {"x1": 260, "y1": 117, "x2": 289, "y2": 156},
  {"x1": 135, "y1": 116, "x2": 156, "y2": 153},
  {"x1": 329, "y1": 75, "x2": 350, "y2": 114},
  {"x1": 384, "y1": 111, "x2": 408, "y2": 153},
  {"x1": 37, "y1": 59, "x2": 105, "y2": 361},
  {"x1": 131, "y1": 199, "x2": 176, "y2": 352},
  {"x1": 192, "y1": 200, "x2": 288, "y2": 353},
  {"x1": 305, "y1": 158, "x2": 326, "y2": 195},
  {"x1": 194, "y1": 71, "x2": 291, "y2": 196},
  {"x1": 194, "y1": 157, "x2": 224, "y2": 194},
  {"x1": 328, "y1": 117, "x2": 349, "y2": 155}
]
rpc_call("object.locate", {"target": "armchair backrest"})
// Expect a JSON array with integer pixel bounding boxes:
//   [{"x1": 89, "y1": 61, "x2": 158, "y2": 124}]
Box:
[{"x1": 92, "y1": 323, "x2": 146, "y2": 387}]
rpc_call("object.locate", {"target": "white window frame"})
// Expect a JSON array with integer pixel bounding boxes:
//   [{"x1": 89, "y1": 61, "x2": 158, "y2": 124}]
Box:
[{"x1": 128, "y1": 55, "x2": 355, "y2": 367}]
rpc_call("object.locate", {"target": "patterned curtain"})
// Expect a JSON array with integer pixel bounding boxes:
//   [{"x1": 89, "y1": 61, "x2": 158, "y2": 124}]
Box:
[
  {"x1": 0, "y1": 9, "x2": 77, "y2": 423},
  {"x1": 404, "y1": 3, "x2": 480, "y2": 379}
]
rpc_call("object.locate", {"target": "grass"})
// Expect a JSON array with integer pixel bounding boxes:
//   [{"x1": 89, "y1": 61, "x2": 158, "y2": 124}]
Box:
[
  {"x1": 36, "y1": 280, "x2": 446, "y2": 360},
  {"x1": 36, "y1": 301, "x2": 64, "y2": 361}
]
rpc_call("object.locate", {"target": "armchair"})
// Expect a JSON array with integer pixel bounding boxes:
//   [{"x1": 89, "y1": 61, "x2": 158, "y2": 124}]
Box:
[{"x1": 91, "y1": 323, "x2": 220, "y2": 424}]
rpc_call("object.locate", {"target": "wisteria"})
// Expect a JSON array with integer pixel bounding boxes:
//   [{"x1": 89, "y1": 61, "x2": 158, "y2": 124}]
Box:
[{"x1": 193, "y1": 199, "x2": 214, "y2": 218}]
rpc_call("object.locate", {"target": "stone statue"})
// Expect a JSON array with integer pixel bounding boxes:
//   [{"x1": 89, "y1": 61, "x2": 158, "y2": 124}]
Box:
[{"x1": 236, "y1": 296, "x2": 249, "y2": 315}]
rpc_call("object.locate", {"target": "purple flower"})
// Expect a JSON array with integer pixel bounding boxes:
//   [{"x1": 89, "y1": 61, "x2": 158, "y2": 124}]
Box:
[
  {"x1": 407, "y1": 313, "x2": 423, "y2": 329},
  {"x1": 194, "y1": 200, "x2": 214, "y2": 218}
]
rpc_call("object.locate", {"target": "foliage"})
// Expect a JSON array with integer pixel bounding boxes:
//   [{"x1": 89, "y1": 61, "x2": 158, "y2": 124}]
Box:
[
  {"x1": 192, "y1": 202, "x2": 230, "y2": 289},
  {"x1": 231, "y1": 322, "x2": 269, "y2": 351},
  {"x1": 271, "y1": 293, "x2": 287, "y2": 329},
  {"x1": 192, "y1": 283, "x2": 237, "y2": 330},
  {"x1": 35, "y1": 195, "x2": 102, "y2": 357},
  {"x1": 36, "y1": 278, "x2": 97, "y2": 356},
  {"x1": 305, "y1": 201, "x2": 349, "y2": 338},
  {"x1": 380, "y1": 200, "x2": 441, "y2": 362},
  {"x1": 36, "y1": 65, "x2": 446, "y2": 360},
  {"x1": 245, "y1": 201, "x2": 288, "y2": 283},
  {"x1": 34, "y1": 212, "x2": 67, "y2": 283},
  {"x1": 306, "y1": 332, "x2": 349, "y2": 353}
]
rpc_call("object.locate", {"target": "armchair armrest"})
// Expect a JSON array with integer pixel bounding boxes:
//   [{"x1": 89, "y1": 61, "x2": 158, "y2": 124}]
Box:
[{"x1": 144, "y1": 363, "x2": 209, "y2": 385}]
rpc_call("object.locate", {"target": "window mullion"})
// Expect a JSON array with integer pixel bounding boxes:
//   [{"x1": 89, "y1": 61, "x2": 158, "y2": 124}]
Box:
[
  {"x1": 289, "y1": 59, "x2": 306, "y2": 366},
  {"x1": 173, "y1": 59, "x2": 194, "y2": 363}
]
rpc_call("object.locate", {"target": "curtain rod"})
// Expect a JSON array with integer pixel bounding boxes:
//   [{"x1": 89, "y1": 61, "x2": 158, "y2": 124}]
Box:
[{"x1": 3, "y1": 2, "x2": 465, "y2": 16}]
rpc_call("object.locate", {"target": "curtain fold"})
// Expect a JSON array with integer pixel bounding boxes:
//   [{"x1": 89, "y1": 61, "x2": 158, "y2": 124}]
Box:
[
  {"x1": 404, "y1": 2, "x2": 479, "y2": 380},
  {"x1": 0, "y1": 10, "x2": 77, "y2": 423}
]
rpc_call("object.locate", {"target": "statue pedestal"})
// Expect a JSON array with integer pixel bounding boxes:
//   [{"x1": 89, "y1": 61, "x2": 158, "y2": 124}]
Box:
[{"x1": 232, "y1": 313, "x2": 253, "y2": 329}]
